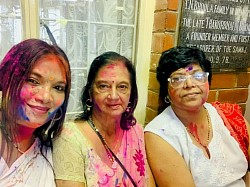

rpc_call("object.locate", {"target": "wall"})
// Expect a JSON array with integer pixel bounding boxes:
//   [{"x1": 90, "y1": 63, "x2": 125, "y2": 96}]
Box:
[
  {"x1": 134, "y1": 0, "x2": 155, "y2": 124},
  {"x1": 145, "y1": 0, "x2": 250, "y2": 124}
]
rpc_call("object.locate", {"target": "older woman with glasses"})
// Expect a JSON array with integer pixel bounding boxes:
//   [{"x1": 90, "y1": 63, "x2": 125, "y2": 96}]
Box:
[{"x1": 144, "y1": 46, "x2": 250, "y2": 187}]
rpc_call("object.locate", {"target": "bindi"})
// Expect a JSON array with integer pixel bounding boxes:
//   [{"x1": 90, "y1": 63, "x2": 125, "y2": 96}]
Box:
[
  {"x1": 49, "y1": 76, "x2": 54, "y2": 81},
  {"x1": 185, "y1": 65, "x2": 193, "y2": 72}
]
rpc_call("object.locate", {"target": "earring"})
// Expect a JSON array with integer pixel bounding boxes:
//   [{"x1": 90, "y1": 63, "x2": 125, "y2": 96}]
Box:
[
  {"x1": 164, "y1": 96, "x2": 170, "y2": 104},
  {"x1": 44, "y1": 108, "x2": 62, "y2": 138},
  {"x1": 86, "y1": 99, "x2": 93, "y2": 112}
]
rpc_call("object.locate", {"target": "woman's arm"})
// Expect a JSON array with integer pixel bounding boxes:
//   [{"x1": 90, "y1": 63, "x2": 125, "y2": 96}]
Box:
[
  {"x1": 146, "y1": 159, "x2": 156, "y2": 187},
  {"x1": 145, "y1": 132, "x2": 195, "y2": 187}
]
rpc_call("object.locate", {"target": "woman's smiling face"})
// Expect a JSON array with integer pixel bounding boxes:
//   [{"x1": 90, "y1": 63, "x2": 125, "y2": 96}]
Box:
[{"x1": 18, "y1": 55, "x2": 67, "y2": 128}]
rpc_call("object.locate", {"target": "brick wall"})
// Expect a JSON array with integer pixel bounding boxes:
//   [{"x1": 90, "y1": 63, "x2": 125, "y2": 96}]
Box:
[{"x1": 145, "y1": 0, "x2": 250, "y2": 124}]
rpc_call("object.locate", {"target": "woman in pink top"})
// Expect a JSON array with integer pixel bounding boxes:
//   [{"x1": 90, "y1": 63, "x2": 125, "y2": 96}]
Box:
[{"x1": 53, "y1": 52, "x2": 155, "y2": 187}]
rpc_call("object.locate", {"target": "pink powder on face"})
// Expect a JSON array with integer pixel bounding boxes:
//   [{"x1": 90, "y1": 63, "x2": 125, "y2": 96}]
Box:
[
  {"x1": 20, "y1": 90, "x2": 29, "y2": 98},
  {"x1": 20, "y1": 86, "x2": 35, "y2": 98},
  {"x1": 185, "y1": 65, "x2": 193, "y2": 72},
  {"x1": 55, "y1": 99, "x2": 63, "y2": 106},
  {"x1": 99, "y1": 62, "x2": 127, "y2": 81},
  {"x1": 99, "y1": 63, "x2": 117, "y2": 78},
  {"x1": 106, "y1": 63, "x2": 116, "y2": 69}
]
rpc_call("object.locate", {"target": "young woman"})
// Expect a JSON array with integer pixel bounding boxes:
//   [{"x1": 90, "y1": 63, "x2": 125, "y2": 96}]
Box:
[{"x1": 0, "y1": 38, "x2": 71, "y2": 186}]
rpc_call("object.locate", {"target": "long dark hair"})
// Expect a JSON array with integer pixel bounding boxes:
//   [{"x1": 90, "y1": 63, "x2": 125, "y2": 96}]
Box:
[
  {"x1": 0, "y1": 38, "x2": 71, "y2": 156},
  {"x1": 77, "y1": 51, "x2": 138, "y2": 130}
]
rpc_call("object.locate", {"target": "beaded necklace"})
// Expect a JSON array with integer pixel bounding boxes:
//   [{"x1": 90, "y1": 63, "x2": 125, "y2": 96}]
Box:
[
  {"x1": 186, "y1": 109, "x2": 211, "y2": 157},
  {"x1": 87, "y1": 117, "x2": 138, "y2": 187},
  {"x1": 88, "y1": 117, "x2": 115, "y2": 163}
]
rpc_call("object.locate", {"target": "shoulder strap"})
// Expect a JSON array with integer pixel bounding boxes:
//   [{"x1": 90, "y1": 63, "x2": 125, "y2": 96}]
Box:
[
  {"x1": 87, "y1": 120, "x2": 137, "y2": 187},
  {"x1": 212, "y1": 101, "x2": 249, "y2": 161}
]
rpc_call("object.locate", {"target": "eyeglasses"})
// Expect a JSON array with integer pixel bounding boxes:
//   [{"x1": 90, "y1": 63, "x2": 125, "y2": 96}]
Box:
[{"x1": 168, "y1": 72, "x2": 209, "y2": 88}]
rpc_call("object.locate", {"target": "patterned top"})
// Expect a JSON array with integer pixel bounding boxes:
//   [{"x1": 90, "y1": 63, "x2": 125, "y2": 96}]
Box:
[
  {"x1": 0, "y1": 139, "x2": 56, "y2": 187},
  {"x1": 53, "y1": 121, "x2": 147, "y2": 187},
  {"x1": 212, "y1": 101, "x2": 249, "y2": 161},
  {"x1": 144, "y1": 103, "x2": 248, "y2": 187}
]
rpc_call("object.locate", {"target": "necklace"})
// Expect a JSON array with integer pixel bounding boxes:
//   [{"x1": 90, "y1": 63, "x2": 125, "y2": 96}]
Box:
[
  {"x1": 0, "y1": 124, "x2": 25, "y2": 154},
  {"x1": 186, "y1": 109, "x2": 211, "y2": 156},
  {"x1": 88, "y1": 117, "x2": 138, "y2": 187},
  {"x1": 88, "y1": 116, "x2": 115, "y2": 163}
]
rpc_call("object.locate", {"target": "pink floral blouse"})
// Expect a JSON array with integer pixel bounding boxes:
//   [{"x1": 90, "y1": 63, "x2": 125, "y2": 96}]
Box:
[{"x1": 53, "y1": 121, "x2": 147, "y2": 187}]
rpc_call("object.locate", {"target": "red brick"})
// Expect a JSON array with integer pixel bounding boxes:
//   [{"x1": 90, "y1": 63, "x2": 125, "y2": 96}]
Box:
[
  {"x1": 150, "y1": 53, "x2": 161, "y2": 72},
  {"x1": 145, "y1": 107, "x2": 158, "y2": 124},
  {"x1": 148, "y1": 72, "x2": 160, "y2": 91},
  {"x1": 163, "y1": 33, "x2": 174, "y2": 51},
  {"x1": 218, "y1": 88, "x2": 248, "y2": 103},
  {"x1": 155, "y1": 0, "x2": 167, "y2": 11},
  {"x1": 154, "y1": 11, "x2": 166, "y2": 31},
  {"x1": 237, "y1": 72, "x2": 250, "y2": 87},
  {"x1": 165, "y1": 11, "x2": 177, "y2": 31},
  {"x1": 147, "y1": 90, "x2": 159, "y2": 110},
  {"x1": 167, "y1": 0, "x2": 179, "y2": 11},
  {"x1": 151, "y1": 33, "x2": 165, "y2": 53},
  {"x1": 211, "y1": 73, "x2": 236, "y2": 89},
  {"x1": 207, "y1": 90, "x2": 217, "y2": 103}
]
